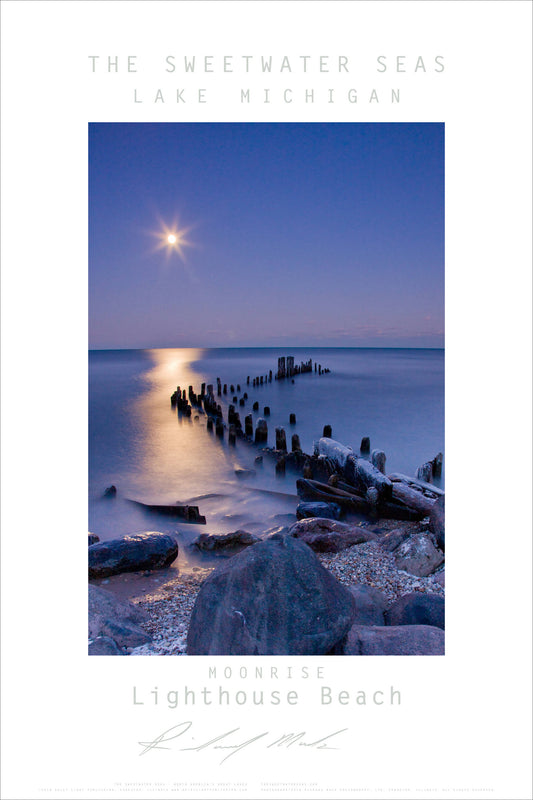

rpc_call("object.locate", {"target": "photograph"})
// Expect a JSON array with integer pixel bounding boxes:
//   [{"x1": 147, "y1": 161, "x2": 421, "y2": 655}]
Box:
[{"x1": 88, "y1": 122, "x2": 445, "y2": 657}]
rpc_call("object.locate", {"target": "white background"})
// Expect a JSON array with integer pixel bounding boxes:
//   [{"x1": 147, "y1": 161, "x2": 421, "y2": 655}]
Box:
[{"x1": 1, "y1": 1, "x2": 531, "y2": 798}]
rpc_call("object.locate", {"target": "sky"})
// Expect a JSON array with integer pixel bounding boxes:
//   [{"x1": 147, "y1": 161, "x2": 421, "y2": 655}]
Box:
[{"x1": 89, "y1": 123, "x2": 444, "y2": 349}]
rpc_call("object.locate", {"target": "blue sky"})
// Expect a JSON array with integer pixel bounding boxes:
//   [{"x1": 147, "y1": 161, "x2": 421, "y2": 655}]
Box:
[{"x1": 89, "y1": 122, "x2": 444, "y2": 349}]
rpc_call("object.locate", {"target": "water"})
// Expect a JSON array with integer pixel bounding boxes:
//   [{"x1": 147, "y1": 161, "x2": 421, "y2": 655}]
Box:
[{"x1": 89, "y1": 347, "x2": 444, "y2": 567}]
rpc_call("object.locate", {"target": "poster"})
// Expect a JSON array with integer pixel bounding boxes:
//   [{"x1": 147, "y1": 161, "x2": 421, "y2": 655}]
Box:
[{"x1": 1, "y1": 1, "x2": 531, "y2": 798}]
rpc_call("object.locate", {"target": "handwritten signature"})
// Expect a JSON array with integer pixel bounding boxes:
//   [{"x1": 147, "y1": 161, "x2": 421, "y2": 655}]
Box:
[{"x1": 138, "y1": 721, "x2": 348, "y2": 763}]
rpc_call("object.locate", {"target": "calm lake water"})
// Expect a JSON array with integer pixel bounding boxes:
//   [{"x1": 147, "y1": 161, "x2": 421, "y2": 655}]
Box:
[{"x1": 89, "y1": 347, "x2": 444, "y2": 567}]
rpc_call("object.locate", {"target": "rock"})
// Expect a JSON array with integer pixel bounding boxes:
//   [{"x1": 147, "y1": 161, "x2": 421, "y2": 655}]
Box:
[
  {"x1": 187, "y1": 533, "x2": 356, "y2": 655},
  {"x1": 100, "y1": 619, "x2": 152, "y2": 647},
  {"x1": 433, "y1": 570, "x2": 445, "y2": 588},
  {"x1": 394, "y1": 533, "x2": 444, "y2": 577},
  {"x1": 192, "y1": 530, "x2": 260, "y2": 553},
  {"x1": 360, "y1": 437, "x2": 371, "y2": 453},
  {"x1": 88, "y1": 532, "x2": 179, "y2": 578},
  {"x1": 288, "y1": 517, "x2": 375, "y2": 553},
  {"x1": 88, "y1": 533, "x2": 100, "y2": 546},
  {"x1": 234, "y1": 467, "x2": 256, "y2": 478},
  {"x1": 103, "y1": 485, "x2": 117, "y2": 498},
  {"x1": 88, "y1": 636, "x2": 125, "y2": 655},
  {"x1": 429, "y1": 495, "x2": 445, "y2": 551},
  {"x1": 349, "y1": 585, "x2": 388, "y2": 626},
  {"x1": 89, "y1": 584, "x2": 151, "y2": 648},
  {"x1": 379, "y1": 528, "x2": 411, "y2": 552},
  {"x1": 385, "y1": 592, "x2": 445, "y2": 629},
  {"x1": 296, "y1": 502, "x2": 342, "y2": 521},
  {"x1": 341, "y1": 624, "x2": 445, "y2": 655}
]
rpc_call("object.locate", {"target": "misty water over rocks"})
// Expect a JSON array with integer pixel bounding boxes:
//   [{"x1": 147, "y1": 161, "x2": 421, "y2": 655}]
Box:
[{"x1": 89, "y1": 347, "x2": 444, "y2": 572}]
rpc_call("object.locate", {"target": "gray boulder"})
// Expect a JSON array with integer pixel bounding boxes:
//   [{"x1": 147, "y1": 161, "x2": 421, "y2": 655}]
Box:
[
  {"x1": 385, "y1": 592, "x2": 445, "y2": 630},
  {"x1": 296, "y1": 501, "x2": 342, "y2": 520},
  {"x1": 394, "y1": 533, "x2": 444, "y2": 577},
  {"x1": 288, "y1": 517, "x2": 375, "y2": 553},
  {"x1": 341, "y1": 624, "x2": 445, "y2": 655},
  {"x1": 88, "y1": 636, "x2": 125, "y2": 655},
  {"x1": 88, "y1": 531, "x2": 178, "y2": 578},
  {"x1": 187, "y1": 533, "x2": 356, "y2": 655},
  {"x1": 192, "y1": 530, "x2": 260, "y2": 553}
]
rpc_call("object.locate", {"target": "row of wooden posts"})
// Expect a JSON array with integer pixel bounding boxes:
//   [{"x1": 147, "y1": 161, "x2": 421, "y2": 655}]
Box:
[{"x1": 168, "y1": 362, "x2": 441, "y2": 483}]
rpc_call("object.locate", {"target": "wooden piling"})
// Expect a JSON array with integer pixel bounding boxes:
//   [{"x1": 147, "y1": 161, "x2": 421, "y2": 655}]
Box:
[
  {"x1": 290, "y1": 413, "x2": 296, "y2": 425},
  {"x1": 291, "y1": 433, "x2": 301, "y2": 453},
  {"x1": 323, "y1": 424, "x2": 332, "y2": 438},
  {"x1": 245, "y1": 414, "x2": 253, "y2": 437},
  {"x1": 360, "y1": 436, "x2": 371, "y2": 453},
  {"x1": 255, "y1": 418, "x2": 268, "y2": 444},
  {"x1": 264, "y1": 406, "x2": 270, "y2": 416},
  {"x1": 275, "y1": 427, "x2": 287, "y2": 452}
]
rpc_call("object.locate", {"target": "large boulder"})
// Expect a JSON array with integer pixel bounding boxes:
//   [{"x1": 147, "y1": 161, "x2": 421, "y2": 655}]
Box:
[
  {"x1": 385, "y1": 592, "x2": 445, "y2": 630},
  {"x1": 394, "y1": 533, "x2": 444, "y2": 577},
  {"x1": 187, "y1": 533, "x2": 356, "y2": 655},
  {"x1": 296, "y1": 501, "x2": 342, "y2": 521},
  {"x1": 288, "y1": 517, "x2": 375, "y2": 553},
  {"x1": 88, "y1": 532, "x2": 178, "y2": 578},
  {"x1": 88, "y1": 584, "x2": 151, "y2": 648},
  {"x1": 341, "y1": 624, "x2": 445, "y2": 655}
]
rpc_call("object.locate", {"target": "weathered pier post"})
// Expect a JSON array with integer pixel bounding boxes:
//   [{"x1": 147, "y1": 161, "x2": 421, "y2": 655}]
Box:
[
  {"x1": 239, "y1": 397, "x2": 245, "y2": 406},
  {"x1": 269, "y1": 370, "x2": 272, "y2": 382},
  {"x1": 255, "y1": 418, "x2": 268, "y2": 444},
  {"x1": 275, "y1": 427, "x2": 287, "y2": 452},
  {"x1": 253, "y1": 401, "x2": 259, "y2": 411},
  {"x1": 245, "y1": 414, "x2": 254, "y2": 437},
  {"x1": 432, "y1": 452, "x2": 443, "y2": 477},
  {"x1": 416, "y1": 462, "x2": 433, "y2": 482},
  {"x1": 290, "y1": 413, "x2": 296, "y2": 425},
  {"x1": 291, "y1": 433, "x2": 301, "y2": 453},
  {"x1": 223, "y1": 384, "x2": 227, "y2": 395},
  {"x1": 275, "y1": 456, "x2": 286, "y2": 475},
  {"x1": 215, "y1": 418, "x2": 224, "y2": 438},
  {"x1": 287, "y1": 356, "x2": 294, "y2": 377},
  {"x1": 360, "y1": 436, "x2": 371, "y2": 454},
  {"x1": 247, "y1": 376, "x2": 250, "y2": 385},
  {"x1": 263, "y1": 406, "x2": 270, "y2": 416},
  {"x1": 371, "y1": 449, "x2": 387, "y2": 474},
  {"x1": 228, "y1": 425, "x2": 236, "y2": 446},
  {"x1": 206, "y1": 417, "x2": 214, "y2": 432},
  {"x1": 323, "y1": 424, "x2": 332, "y2": 438}
]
